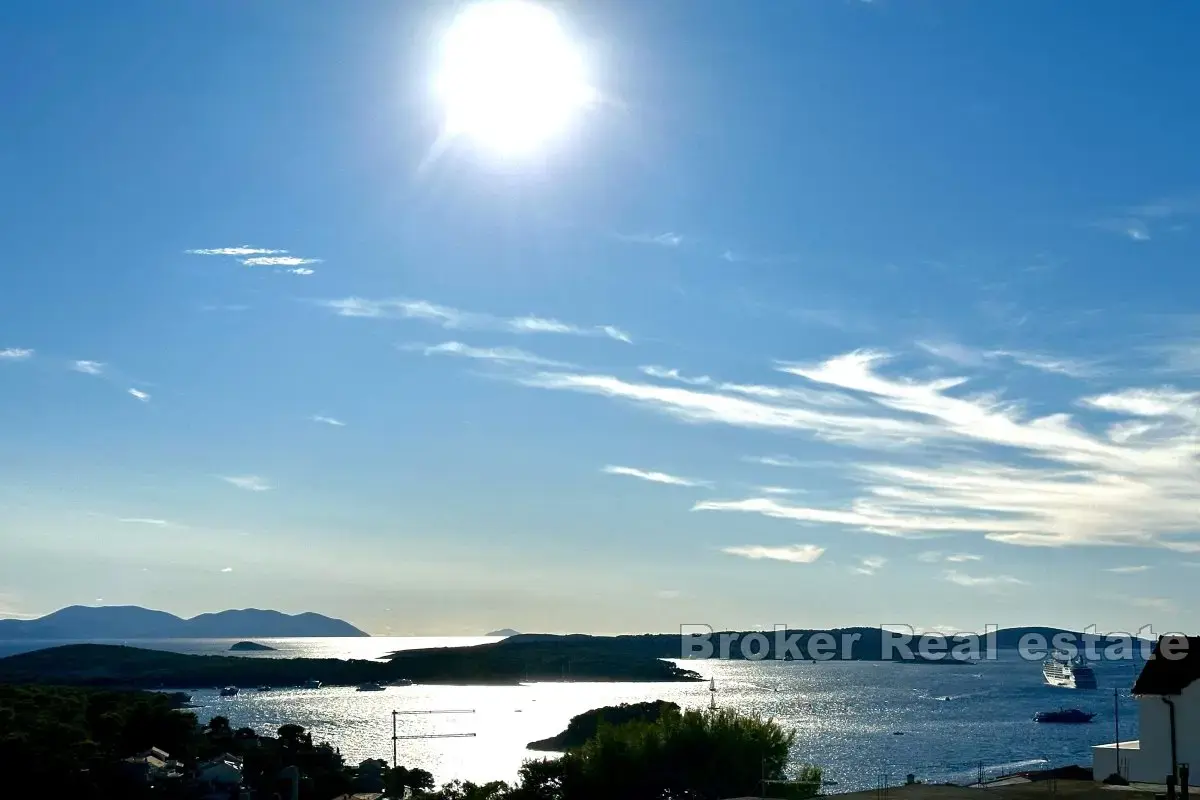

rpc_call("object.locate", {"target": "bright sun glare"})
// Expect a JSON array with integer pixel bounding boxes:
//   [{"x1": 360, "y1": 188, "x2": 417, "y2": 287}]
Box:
[{"x1": 435, "y1": 0, "x2": 594, "y2": 156}]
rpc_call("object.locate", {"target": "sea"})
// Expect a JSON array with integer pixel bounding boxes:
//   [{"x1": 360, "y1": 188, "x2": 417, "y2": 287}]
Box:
[{"x1": 0, "y1": 636, "x2": 1144, "y2": 792}]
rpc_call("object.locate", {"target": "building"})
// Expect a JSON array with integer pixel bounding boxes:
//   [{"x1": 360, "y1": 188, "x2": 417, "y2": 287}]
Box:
[
  {"x1": 1093, "y1": 635, "x2": 1200, "y2": 783},
  {"x1": 197, "y1": 753, "x2": 244, "y2": 789},
  {"x1": 121, "y1": 746, "x2": 185, "y2": 784}
]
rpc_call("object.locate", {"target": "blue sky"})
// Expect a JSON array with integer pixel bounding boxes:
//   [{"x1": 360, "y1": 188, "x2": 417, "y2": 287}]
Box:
[{"x1": 3, "y1": 0, "x2": 1200, "y2": 636}]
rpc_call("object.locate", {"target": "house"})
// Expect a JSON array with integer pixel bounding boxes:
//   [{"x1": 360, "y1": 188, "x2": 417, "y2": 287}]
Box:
[
  {"x1": 197, "y1": 754, "x2": 244, "y2": 788},
  {"x1": 121, "y1": 746, "x2": 185, "y2": 783},
  {"x1": 1093, "y1": 635, "x2": 1200, "y2": 784}
]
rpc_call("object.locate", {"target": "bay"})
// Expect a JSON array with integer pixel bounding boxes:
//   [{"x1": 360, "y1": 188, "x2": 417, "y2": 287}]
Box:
[{"x1": 0, "y1": 637, "x2": 1144, "y2": 791}]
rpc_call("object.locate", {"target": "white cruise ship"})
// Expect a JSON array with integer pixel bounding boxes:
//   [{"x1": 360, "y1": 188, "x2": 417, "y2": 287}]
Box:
[{"x1": 1042, "y1": 651, "x2": 1098, "y2": 689}]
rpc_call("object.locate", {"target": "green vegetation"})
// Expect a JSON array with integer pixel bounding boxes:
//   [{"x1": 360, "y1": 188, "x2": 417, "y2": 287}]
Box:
[
  {"x1": 527, "y1": 700, "x2": 680, "y2": 751},
  {"x1": 0, "y1": 641, "x2": 699, "y2": 688},
  {"x1": 1, "y1": 682, "x2": 815, "y2": 800},
  {"x1": 432, "y1": 705, "x2": 817, "y2": 800}
]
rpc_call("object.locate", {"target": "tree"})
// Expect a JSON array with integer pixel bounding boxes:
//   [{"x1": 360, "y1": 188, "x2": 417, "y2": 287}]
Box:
[
  {"x1": 207, "y1": 715, "x2": 232, "y2": 738},
  {"x1": 551, "y1": 707, "x2": 797, "y2": 800},
  {"x1": 385, "y1": 765, "x2": 436, "y2": 797}
]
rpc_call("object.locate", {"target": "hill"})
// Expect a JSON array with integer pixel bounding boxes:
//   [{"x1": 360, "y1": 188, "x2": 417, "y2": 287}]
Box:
[
  {"x1": 0, "y1": 605, "x2": 368, "y2": 639},
  {"x1": 0, "y1": 642, "x2": 700, "y2": 687},
  {"x1": 486, "y1": 628, "x2": 521, "y2": 637}
]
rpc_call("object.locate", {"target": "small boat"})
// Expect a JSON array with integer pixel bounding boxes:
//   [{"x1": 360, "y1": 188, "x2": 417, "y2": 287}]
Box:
[
  {"x1": 390, "y1": 678, "x2": 414, "y2": 687},
  {"x1": 1034, "y1": 708, "x2": 1094, "y2": 724},
  {"x1": 219, "y1": 686, "x2": 239, "y2": 697},
  {"x1": 257, "y1": 686, "x2": 272, "y2": 692},
  {"x1": 356, "y1": 682, "x2": 386, "y2": 692},
  {"x1": 302, "y1": 679, "x2": 322, "y2": 689}
]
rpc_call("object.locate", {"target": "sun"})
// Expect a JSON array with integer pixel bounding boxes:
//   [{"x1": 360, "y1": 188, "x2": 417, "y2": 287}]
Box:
[{"x1": 434, "y1": 0, "x2": 595, "y2": 156}]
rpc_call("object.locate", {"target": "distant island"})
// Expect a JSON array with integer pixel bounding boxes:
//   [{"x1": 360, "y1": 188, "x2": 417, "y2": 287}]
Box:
[
  {"x1": 229, "y1": 641, "x2": 277, "y2": 652},
  {"x1": 0, "y1": 605, "x2": 368, "y2": 639},
  {"x1": 487, "y1": 628, "x2": 521, "y2": 637}
]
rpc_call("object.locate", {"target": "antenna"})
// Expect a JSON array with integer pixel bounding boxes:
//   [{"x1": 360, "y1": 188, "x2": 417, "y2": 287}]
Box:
[{"x1": 391, "y1": 709, "x2": 477, "y2": 768}]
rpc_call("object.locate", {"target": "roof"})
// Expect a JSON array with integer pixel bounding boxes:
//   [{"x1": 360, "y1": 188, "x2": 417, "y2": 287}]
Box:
[{"x1": 1132, "y1": 636, "x2": 1200, "y2": 695}]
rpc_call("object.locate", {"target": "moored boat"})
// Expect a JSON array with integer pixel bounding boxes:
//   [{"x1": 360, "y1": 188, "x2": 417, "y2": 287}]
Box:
[
  {"x1": 219, "y1": 686, "x2": 238, "y2": 697},
  {"x1": 356, "y1": 681, "x2": 386, "y2": 692},
  {"x1": 1042, "y1": 651, "x2": 1098, "y2": 689},
  {"x1": 1034, "y1": 708, "x2": 1094, "y2": 723},
  {"x1": 302, "y1": 679, "x2": 322, "y2": 689}
]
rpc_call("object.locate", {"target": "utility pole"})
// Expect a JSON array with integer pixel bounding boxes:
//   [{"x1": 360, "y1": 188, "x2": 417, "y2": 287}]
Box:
[{"x1": 1114, "y1": 688, "x2": 1121, "y2": 777}]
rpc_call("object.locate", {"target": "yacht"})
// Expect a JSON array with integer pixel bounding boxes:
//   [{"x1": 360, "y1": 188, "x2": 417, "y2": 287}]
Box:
[
  {"x1": 1034, "y1": 708, "x2": 1095, "y2": 724},
  {"x1": 219, "y1": 686, "x2": 239, "y2": 697},
  {"x1": 302, "y1": 679, "x2": 322, "y2": 689},
  {"x1": 356, "y1": 681, "x2": 386, "y2": 692},
  {"x1": 390, "y1": 678, "x2": 414, "y2": 686},
  {"x1": 1042, "y1": 651, "x2": 1098, "y2": 689}
]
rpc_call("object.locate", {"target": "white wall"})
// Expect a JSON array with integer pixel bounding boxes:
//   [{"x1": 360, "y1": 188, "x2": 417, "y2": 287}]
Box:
[{"x1": 1132, "y1": 685, "x2": 1200, "y2": 784}]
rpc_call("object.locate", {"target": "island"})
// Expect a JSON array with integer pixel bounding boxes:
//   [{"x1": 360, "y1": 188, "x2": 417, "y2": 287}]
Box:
[
  {"x1": 0, "y1": 642, "x2": 701, "y2": 688},
  {"x1": 229, "y1": 641, "x2": 277, "y2": 652},
  {"x1": 486, "y1": 628, "x2": 521, "y2": 637},
  {"x1": 0, "y1": 604, "x2": 368, "y2": 639},
  {"x1": 527, "y1": 701, "x2": 679, "y2": 751}
]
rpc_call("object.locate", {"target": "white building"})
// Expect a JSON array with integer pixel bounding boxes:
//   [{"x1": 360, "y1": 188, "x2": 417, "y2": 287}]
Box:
[{"x1": 1093, "y1": 635, "x2": 1200, "y2": 784}]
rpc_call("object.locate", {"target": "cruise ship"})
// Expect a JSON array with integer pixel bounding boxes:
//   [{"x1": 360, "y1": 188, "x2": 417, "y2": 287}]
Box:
[{"x1": 1042, "y1": 651, "x2": 1098, "y2": 689}]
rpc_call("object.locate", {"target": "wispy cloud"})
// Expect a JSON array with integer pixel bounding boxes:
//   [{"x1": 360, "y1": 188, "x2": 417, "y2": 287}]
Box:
[
  {"x1": 944, "y1": 570, "x2": 1025, "y2": 588},
  {"x1": 722, "y1": 544, "x2": 825, "y2": 564},
  {"x1": 72, "y1": 360, "x2": 104, "y2": 375},
  {"x1": 240, "y1": 256, "x2": 320, "y2": 267},
  {"x1": 186, "y1": 247, "x2": 286, "y2": 256},
  {"x1": 187, "y1": 247, "x2": 319, "y2": 274},
  {"x1": 220, "y1": 567, "x2": 234, "y2": 573},
  {"x1": 221, "y1": 475, "x2": 271, "y2": 492},
  {"x1": 918, "y1": 340, "x2": 1099, "y2": 378},
  {"x1": 616, "y1": 232, "x2": 683, "y2": 247},
  {"x1": 743, "y1": 455, "x2": 805, "y2": 468},
  {"x1": 117, "y1": 518, "x2": 172, "y2": 526},
  {"x1": 127, "y1": 388, "x2": 150, "y2": 402},
  {"x1": 520, "y1": 346, "x2": 1200, "y2": 551},
  {"x1": 656, "y1": 589, "x2": 683, "y2": 599},
  {"x1": 1131, "y1": 596, "x2": 1175, "y2": 612},
  {"x1": 323, "y1": 298, "x2": 632, "y2": 343},
  {"x1": 854, "y1": 556, "x2": 887, "y2": 576},
  {"x1": 406, "y1": 341, "x2": 572, "y2": 368},
  {"x1": 310, "y1": 415, "x2": 346, "y2": 427},
  {"x1": 602, "y1": 465, "x2": 709, "y2": 487},
  {"x1": 1105, "y1": 565, "x2": 1151, "y2": 574},
  {"x1": 1, "y1": 348, "x2": 34, "y2": 360},
  {"x1": 1091, "y1": 192, "x2": 1200, "y2": 242},
  {"x1": 757, "y1": 486, "x2": 802, "y2": 496}
]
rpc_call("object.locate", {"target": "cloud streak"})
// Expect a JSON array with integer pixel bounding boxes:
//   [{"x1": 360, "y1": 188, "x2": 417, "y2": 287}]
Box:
[
  {"x1": 221, "y1": 475, "x2": 271, "y2": 492},
  {"x1": 519, "y1": 347, "x2": 1200, "y2": 551},
  {"x1": 127, "y1": 388, "x2": 150, "y2": 402},
  {"x1": 1, "y1": 348, "x2": 34, "y2": 360},
  {"x1": 721, "y1": 544, "x2": 825, "y2": 564},
  {"x1": 72, "y1": 360, "x2": 104, "y2": 375},
  {"x1": 407, "y1": 341, "x2": 572, "y2": 368},
  {"x1": 310, "y1": 415, "x2": 346, "y2": 427},
  {"x1": 323, "y1": 298, "x2": 632, "y2": 344},
  {"x1": 602, "y1": 465, "x2": 708, "y2": 487}
]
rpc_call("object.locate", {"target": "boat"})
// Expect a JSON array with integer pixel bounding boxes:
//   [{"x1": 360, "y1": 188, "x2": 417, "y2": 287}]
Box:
[
  {"x1": 1034, "y1": 708, "x2": 1095, "y2": 724},
  {"x1": 1042, "y1": 651, "x2": 1098, "y2": 689},
  {"x1": 219, "y1": 686, "x2": 238, "y2": 697},
  {"x1": 390, "y1": 678, "x2": 414, "y2": 686},
  {"x1": 257, "y1": 686, "x2": 272, "y2": 692},
  {"x1": 356, "y1": 682, "x2": 386, "y2": 692},
  {"x1": 302, "y1": 679, "x2": 322, "y2": 689}
]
